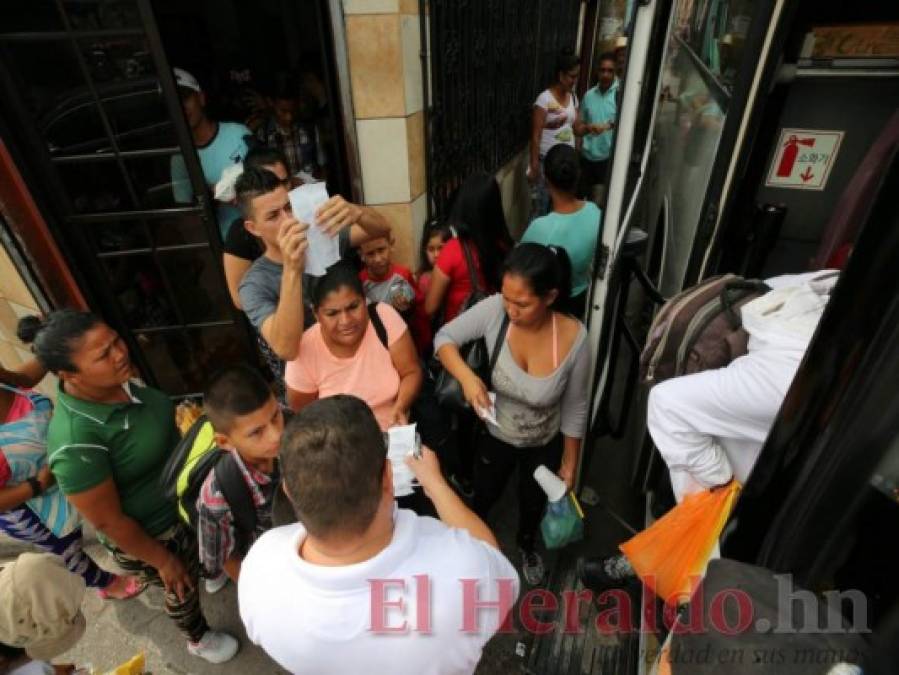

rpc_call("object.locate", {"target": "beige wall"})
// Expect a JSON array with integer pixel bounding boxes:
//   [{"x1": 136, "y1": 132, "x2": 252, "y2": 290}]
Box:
[
  {"x1": 343, "y1": 0, "x2": 426, "y2": 269},
  {"x1": 0, "y1": 244, "x2": 57, "y2": 399}
]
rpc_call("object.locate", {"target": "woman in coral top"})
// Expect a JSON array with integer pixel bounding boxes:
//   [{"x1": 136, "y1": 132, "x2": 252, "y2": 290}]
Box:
[{"x1": 285, "y1": 262, "x2": 423, "y2": 431}]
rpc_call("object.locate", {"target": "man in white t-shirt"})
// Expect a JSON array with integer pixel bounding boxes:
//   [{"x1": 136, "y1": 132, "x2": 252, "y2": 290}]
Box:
[{"x1": 238, "y1": 395, "x2": 519, "y2": 674}]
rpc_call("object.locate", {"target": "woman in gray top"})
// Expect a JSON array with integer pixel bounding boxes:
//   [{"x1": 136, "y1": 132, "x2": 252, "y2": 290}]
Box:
[{"x1": 434, "y1": 243, "x2": 590, "y2": 585}]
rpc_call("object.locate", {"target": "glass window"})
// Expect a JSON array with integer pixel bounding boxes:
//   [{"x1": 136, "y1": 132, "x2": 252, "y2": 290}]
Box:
[
  {"x1": 0, "y1": 2, "x2": 64, "y2": 34},
  {"x1": 136, "y1": 325, "x2": 253, "y2": 395},
  {"x1": 87, "y1": 220, "x2": 151, "y2": 254},
  {"x1": 101, "y1": 254, "x2": 179, "y2": 329},
  {"x1": 151, "y1": 213, "x2": 213, "y2": 247},
  {"x1": 673, "y1": 0, "x2": 756, "y2": 92},
  {"x1": 157, "y1": 249, "x2": 232, "y2": 324},
  {"x1": 55, "y1": 152, "x2": 195, "y2": 214},
  {"x1": 63, "y1": 0, "x2": 143, "y2": 31},
  {"x1": 654, "y1": 27, "x2": 728, "y2": 294}
]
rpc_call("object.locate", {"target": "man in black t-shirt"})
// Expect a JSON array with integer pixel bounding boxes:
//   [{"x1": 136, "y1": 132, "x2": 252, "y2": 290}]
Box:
[{"x1": 223, "y1": 147, "x2": 288, "y2": 309}]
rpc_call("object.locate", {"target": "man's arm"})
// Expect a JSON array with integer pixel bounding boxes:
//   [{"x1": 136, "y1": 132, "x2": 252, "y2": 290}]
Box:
[
  {"x1": 315, "y1": 195, "x2": 390, "y2": 247},
  {"x1": 406, "y1": 447, "x2": 498, "y2": 549},
  {"x1": 258, "y1": 218, "x2": 308, "y2": 361},
  {"x1": 0, "y1": 357, "x2": 47, "y2": 389},
  {"x1": 224, "y1": 253, "x2": 253, "y2": 309},
  {"x1": 259, "y1": 265, "x2": 304, "y2": 361}
]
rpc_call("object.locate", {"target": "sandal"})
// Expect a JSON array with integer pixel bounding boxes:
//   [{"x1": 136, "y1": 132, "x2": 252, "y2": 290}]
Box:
[{"x1": 98, "y1": 574, "x2": 145, "y2": 600}]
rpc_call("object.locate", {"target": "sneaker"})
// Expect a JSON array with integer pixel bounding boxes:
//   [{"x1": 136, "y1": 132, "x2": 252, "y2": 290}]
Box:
[
  {"x1": 520, "y1": 549, "x2": 547, "y2": 586},
  {"x1": 448, "y1": 473, "x2": 474, "y2": 499},
  {"x1": 577, "y1": 554, "x2": 638, "y2": 593},
  {"x1": 187, "y1": 630, "x2": 239, "y2": 664},
  {"x1": 205, "y1": 572, "x2": 229, "y2": 595}
]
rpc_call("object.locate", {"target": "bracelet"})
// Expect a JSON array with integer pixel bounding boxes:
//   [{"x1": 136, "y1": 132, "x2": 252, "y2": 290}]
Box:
[{"x1": 26, "y1": 477, "x2": 43, "y2": 497}]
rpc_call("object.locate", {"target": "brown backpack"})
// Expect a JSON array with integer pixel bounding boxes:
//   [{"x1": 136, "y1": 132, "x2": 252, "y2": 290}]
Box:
[{"x1": 640, "y1": 274, "x2": 771, "y2": 385}]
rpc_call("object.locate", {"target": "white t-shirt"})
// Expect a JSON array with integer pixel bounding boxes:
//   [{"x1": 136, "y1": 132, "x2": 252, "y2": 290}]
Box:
[
  {"x1": 535, "y1": 88, "x2": 578, "y2": 157},
  {"x1": 239, "y1": 508, "x2": 520, "y2": 675}
]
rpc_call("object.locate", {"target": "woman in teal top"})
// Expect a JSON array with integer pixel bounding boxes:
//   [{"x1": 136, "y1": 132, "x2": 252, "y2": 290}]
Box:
[{"x1": 521, "y1": 144, "x2": 602, "y2": 317}]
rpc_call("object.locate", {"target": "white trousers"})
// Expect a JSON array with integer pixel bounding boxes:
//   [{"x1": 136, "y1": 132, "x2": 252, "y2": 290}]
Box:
[{"x1": 647, "y1": 348, "x2": 803, "y2": 502}]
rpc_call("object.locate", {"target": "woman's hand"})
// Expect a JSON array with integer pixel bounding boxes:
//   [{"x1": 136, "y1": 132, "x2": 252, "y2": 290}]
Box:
[
  {"x1": 157, "y1": 552, "x2": 194, "y2": 602},
  {"x1": 37, "y1": 465, "x2": 55, "y2": 492},
  {"x1": 462, "y1": 374, "x2": 491, "y2": 416},
  {"x1": 387, "y1": 406, "x2": 409, "y2": 428}
]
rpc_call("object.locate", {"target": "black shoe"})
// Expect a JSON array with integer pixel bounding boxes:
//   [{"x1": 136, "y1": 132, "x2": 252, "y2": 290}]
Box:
[
  {"x1": 448, "y1": 473, "x2": 474, "y2": 499},
  {"x1": 577, "y1": 554, "x2": 638, "y2": 593}
]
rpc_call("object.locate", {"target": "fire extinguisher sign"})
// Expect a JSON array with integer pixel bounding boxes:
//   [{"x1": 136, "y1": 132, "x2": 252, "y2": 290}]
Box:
[{"x1": 765, "y1": 128, "x2": 844, "y2": 190}]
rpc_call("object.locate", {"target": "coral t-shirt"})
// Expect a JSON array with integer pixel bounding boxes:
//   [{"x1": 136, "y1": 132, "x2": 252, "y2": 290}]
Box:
[
  {"x1": 284, "y1": 303, "x2": 407, "y2": 430},
  {"x1": 435, "y1": 238, "x2": 488, "y2": 324}
]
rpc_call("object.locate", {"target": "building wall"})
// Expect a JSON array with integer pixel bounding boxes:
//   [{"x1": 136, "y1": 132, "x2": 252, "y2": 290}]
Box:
[
  {"x1": 343, "y1": 0, "x2": 426, "y2": 269},
  {"x1": 0, "y1": 243, "x2": 57, "y2": 399}
]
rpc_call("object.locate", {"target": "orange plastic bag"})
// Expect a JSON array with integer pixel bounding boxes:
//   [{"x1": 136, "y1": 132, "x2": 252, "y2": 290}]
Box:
[{"x1": 619, "y1": 480, "x2": 741, "y2": 607}]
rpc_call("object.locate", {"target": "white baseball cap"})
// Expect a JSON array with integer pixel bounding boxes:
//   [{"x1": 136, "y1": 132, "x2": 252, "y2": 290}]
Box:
[{"x1": 173, "y1": 67, "x2": 202, "y2": 93}]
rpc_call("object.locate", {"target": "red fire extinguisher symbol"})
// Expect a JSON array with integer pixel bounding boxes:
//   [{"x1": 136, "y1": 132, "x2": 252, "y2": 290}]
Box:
[{"x1": 776, "y1": 135, "x2": 816, "y2": 177}]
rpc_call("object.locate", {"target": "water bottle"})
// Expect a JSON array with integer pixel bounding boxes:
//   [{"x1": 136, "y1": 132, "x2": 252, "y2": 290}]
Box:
[{"x1": 534, "y1": 465, "x2": 585, "y2": 549}]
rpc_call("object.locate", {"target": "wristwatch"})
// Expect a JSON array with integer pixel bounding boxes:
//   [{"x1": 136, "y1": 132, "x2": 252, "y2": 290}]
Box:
[{"x1": 26, "y1": 477, "x2": 43, "y2": 497}]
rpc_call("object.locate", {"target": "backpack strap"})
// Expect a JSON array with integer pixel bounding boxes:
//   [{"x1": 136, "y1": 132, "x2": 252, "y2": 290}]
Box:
[
  {"x1": 367, "y1": 302, "x2": 388, "y2": 349},
  {"x1": 459, "y1": 239, "x2": 483, "y2": 294},
  {"x1": 213, "y1": 452, "x2": 258, "y2": 556},
  {"x1": 486, "y1": 314, "x2": 510, "y2": 389}
]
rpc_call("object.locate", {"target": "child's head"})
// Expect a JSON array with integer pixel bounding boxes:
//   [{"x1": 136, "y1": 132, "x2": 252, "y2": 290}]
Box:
[
  {"x1": 419, "y1": 220, "x2": 452, "y2": 273},
  {"x1": 204, "y1": 365, "x2": 283, "y2": 462},
  {"x1": 359, "y1": 235, "x2": 394, "y2": 280}
]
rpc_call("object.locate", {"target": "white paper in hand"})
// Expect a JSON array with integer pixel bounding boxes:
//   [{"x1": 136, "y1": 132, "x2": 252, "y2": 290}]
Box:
[
  {"x1": 387, "y1": 423, "x2": 418, "y2": 497},
  {"x1": 477, "y1": 392, "x2": 500, "y2": 428},
  {"x1": 288, "y1": 183, "x2": 338, "y2": 277},
  {"x1": 214, "y1": 162, "x2": 244, "y2": 202}
]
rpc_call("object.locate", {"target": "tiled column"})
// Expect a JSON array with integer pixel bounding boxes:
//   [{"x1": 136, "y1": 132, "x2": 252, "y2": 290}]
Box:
[
  {"x1": 0, "y1": 244, "x2": 58, "y2": 399},
  {"x1": 343, "y1": 0, "x2": 427, "y2": 268}
]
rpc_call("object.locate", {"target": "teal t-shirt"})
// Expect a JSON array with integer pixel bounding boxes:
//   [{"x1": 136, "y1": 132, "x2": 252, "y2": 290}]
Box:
[
  {"x1": 170, "y1": 121, "x2": 251, "y2": 237},
  {"x1": 580, "y1": 81, "x2": 618, "y2": 162},
  {"x1": 521, "y1": 201, "x2": 602, "y2": 296}
]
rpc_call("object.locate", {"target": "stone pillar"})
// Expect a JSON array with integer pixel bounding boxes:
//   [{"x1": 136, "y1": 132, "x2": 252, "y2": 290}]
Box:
[{"x1": 343, "y1": 0, "x2": 427, "y2": 268}]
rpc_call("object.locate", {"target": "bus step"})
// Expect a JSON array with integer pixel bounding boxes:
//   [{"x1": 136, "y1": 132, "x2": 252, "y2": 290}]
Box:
[{"x1": 525, "y1": 552, "x2": 641, "y2": 675}]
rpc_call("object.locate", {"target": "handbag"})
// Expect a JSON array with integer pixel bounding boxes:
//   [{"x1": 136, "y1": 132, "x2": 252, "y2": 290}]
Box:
[{"x1": 432, "y1": 241, "x2": 509, "y2": 409}]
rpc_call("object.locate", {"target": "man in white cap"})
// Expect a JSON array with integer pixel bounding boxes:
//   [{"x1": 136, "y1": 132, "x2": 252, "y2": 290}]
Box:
[
  {"x1": 170, "y1": 67, "x2": 253, "y2": 239},
  {"x1": 0, "y1": 553, "x2": 86, "y2": 671}
]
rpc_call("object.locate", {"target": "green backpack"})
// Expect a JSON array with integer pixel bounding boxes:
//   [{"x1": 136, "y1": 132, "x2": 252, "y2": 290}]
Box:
[{"x1": 160, "y1": 415, "x2": 260, "y2": 554}]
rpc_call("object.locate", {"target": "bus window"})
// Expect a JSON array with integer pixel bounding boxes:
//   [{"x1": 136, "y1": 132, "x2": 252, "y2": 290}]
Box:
[{"x1": 651, "y1": 0, "x2": 763, "y2": 296}]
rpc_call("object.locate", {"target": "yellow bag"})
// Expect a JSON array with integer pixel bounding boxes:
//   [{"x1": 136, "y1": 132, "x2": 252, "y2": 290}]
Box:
[{"x1": 619, "y1": 480, "x2": 741, "y2": 607}]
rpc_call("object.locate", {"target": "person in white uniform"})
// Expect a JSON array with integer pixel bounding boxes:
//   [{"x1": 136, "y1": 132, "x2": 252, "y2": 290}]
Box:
[
  {"x1": 579, "y1": 271, "x2": 837, "y2": 591},
  {"x1": 238, "y1": 395, "x2": 519, "y2": 675},
  {"x1": 648, "y1": 271, "x2": 838, "y2": 502}
]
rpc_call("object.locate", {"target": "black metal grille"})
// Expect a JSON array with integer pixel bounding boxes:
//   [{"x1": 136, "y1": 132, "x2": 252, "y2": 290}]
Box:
[{"x1": 425, "y1": 0, "x2": 582, "y2": 217}]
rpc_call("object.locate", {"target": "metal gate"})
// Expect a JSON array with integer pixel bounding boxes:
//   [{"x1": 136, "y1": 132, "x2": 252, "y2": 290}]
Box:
[
  {"x1": 0, "y1": 0, "x2": 256, "y2": 396},
  {"x1": 424, "y1": 0, "x2": 582, "y2": 217}
]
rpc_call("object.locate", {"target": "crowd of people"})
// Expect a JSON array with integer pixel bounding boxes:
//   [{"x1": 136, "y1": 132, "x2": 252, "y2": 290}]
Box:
[
  {"x1": 0, "y1": 45, "x2": 849, "y2": 674},
  {"x1": 0, "y1": 52, "x2": 616, "y2": 673}
]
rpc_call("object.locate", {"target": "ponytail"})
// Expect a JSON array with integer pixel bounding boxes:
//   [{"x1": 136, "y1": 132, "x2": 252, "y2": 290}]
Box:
[
  {"x1": 504, "y1": 243, "x2": 574, "y2": 314},
  {"x1": 17, "y1": 310, "x2": 101, "y2": 373}
]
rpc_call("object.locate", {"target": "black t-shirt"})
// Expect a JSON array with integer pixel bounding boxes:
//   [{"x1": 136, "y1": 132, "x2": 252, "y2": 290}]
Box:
[{"x1": 224, "y1": 216, "x2": 264, "y2": 261}]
